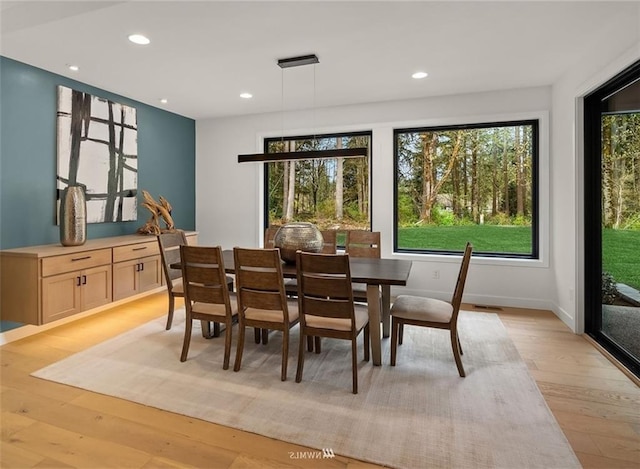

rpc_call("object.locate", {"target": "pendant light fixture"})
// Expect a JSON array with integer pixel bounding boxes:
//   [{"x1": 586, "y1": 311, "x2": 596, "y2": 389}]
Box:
[{"x1": 238, "y1": 54, "x2": 368, "y2": 163}]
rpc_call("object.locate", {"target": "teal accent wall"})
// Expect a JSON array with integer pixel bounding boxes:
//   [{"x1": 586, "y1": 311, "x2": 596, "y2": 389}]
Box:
[{"x1": 0, "y1": 56, "x2": 196, "y2": 249}]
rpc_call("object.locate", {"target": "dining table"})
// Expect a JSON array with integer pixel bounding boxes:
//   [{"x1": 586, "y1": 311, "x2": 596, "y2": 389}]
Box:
[{"x1": 174, "y1": 250, "x2": 412, "y2": 366}]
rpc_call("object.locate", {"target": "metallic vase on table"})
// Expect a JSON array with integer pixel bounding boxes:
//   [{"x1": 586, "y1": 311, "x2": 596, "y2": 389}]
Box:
[
  {"x1": 60, "y1": 185, "x2": 87, "y2": 246},
  {"x1": 273, "y1": 222, "x2": 323, "y2": 263}
]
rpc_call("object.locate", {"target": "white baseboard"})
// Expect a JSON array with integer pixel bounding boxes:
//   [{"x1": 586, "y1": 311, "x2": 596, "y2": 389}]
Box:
[{"x1": 391, "y1": 286, "x2": 580, "y2": 331}]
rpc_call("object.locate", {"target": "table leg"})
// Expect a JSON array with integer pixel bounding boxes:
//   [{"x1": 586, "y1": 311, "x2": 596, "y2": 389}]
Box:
[
  {"x1": 381, "y1": 285, "x2": 391, "y2": 338},
  {"x1": 367, "y1": 284, "x2": 382, "y2": 366}
]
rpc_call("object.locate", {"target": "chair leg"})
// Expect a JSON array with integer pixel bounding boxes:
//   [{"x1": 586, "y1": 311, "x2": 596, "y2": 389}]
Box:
[
  {"x1": 390, "y1": 317, "x2": 399, "y2": 366},
  {"x1": 165, "y1": 294, "x2": 175, "y2": 330},
  {"x1": 458, "y1": 336, "x2": 463, "y2": 355},
  {"x1": 223, "y1": 319, "x2": 233, "y2": 370},
  {"x1": 351, "y1": 338, "x2": 358, "y2": 394},
  {"x1": 306, "y1": 335, "x2": 314, "y2": 352},
  {"x1": 399, "y1": 323, "x2": 404, "y2": 345},
  {"x1": 180, "y1": 317, "x2": 193, "y2": 362},
  {"x1": 296, "y1": 330, "x2": 305, "y2": 383},
  {"x1": 213, "y1": 323, "x2": 221, "y2": 338},
  {"x1": 234, "y1": 322, "x2": 246, "y2": 372},
  {"x1": 363, "y1": 324, "x2": 370, "y2": 362},
  {"x1": 254, "y1": 327, "x2": 261, "y2": 344},
  {"x1": 201, "y1": 320, "x2": 212, "y2": 339},
  {"x1": 281, "y1": 328, "x2": 289, "y2": 381},
  {"x1": 261, "y1": 328, "x2": 269, "y2": 344},
  {"x1": 314, "y1": 336, "x2": 321, "y2": 354},
  {"x1": 450, "y1": 328, "x2": 466, "y2": 377}
]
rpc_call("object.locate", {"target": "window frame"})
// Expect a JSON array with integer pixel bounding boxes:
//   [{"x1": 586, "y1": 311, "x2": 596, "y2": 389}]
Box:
[
  {"x1": 393, "y1": 119, "x2": 540, "y2": 260},
  {"x1": 262, "y1": 130, "x2": 374, "y2": 234}
]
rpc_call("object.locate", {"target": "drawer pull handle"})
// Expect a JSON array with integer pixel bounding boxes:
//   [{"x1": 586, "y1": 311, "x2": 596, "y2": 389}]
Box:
[
  {"x1": 132, "y1": 246, "x2": 148, "y2": 251},
  {"x1": 76, "y1": 276, "x2": 82, "y2": 286},
  {"x1": 72, "y1": 256, "x2": 91, "y2": 261},
  {"x1": 82, "y1": 275, "x2": 87, "y2": 285}
]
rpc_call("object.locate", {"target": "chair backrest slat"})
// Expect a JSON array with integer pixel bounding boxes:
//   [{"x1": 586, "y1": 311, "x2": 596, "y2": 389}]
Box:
[{"x1": 345, "y1": 231, "x2": 381, "y2": 258}]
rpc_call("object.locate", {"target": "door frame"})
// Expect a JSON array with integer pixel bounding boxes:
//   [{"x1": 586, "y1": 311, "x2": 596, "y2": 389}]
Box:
[{"x1": 583, "y1": 59, "x2": 640, "y2": 377}]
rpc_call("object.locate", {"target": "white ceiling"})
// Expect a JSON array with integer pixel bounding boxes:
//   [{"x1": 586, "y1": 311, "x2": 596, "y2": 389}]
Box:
[{"x1": 1, "y1": 1, "x2": 638, "y2": 120}]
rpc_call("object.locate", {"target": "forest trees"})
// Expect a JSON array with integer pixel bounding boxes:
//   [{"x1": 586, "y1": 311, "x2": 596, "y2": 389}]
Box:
[
  {"x1": 265, "y1": 133, "x2": 371, "y2": 230},
  {"x1": 396, "y1": 121, "x2": 535, "y2": 227},
  {"x1": 602, "y1": 113, "x2": 640, "y2": 230}
]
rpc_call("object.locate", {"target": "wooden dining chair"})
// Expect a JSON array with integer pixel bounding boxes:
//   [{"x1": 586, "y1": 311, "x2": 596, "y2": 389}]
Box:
[
  {"x1": 157, "y1": 230, "x2": 189, "y2": 331},
  {"x1": 283, "y1": 229, "x2": 338, "y2": 353},
  {"x1": 233, "y1": 247, "x2": 299, "y2": 381},
  {"x1": 179, "y1": 245, "x2": 237, "y2": 369},
  {"x1": 158, "y1": 231, "x2": 233, "y2": 336},
  {"x1": 345, "y1": 230, "x2": 381, "y2": 304},
  {"x1": 296, "y1": 251, "x2": 370, "y2": 394},
  {"x1": 390, "y1": 242, "x2": 473, "y2": 377}
]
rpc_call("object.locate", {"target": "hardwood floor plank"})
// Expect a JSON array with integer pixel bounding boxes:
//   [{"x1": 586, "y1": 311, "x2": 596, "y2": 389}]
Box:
[
  {"x1": 576, "y1": 450, "x2": 640, "y2": 468},
  {"x1": 0, "y1": 440, "x2": 46, "y2": 468},
  {"x1": 591, "y1": 433, "x2": 640, "y2": 464},
  {"x1": 544, "y1": 395, "x2": 640, "y2": 425},
  {"x1": 8, "y1": 421, "x2": 152, "y2": 468},
  {"x1": 531, "y1": 369, "x2": 639, "y2": 394}
]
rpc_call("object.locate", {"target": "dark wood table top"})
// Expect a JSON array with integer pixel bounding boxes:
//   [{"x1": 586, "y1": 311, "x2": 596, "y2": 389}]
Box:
[
  {"x1": 219, "y1": 250, "x2": 412, "y2": 286},
  {"x1": 173, "y1": 250, "x2": 412, "y2": 286}
]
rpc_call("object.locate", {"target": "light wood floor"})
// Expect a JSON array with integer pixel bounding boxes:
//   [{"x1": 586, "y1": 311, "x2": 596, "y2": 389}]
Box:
[{"x1": 1, "y1": 293, "x2": 639, "y2": 468}]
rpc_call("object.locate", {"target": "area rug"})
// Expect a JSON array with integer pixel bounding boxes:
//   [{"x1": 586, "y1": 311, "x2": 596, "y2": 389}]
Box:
[{"x1": 32, "y1": 310, "x2": 579, "y2": 468}]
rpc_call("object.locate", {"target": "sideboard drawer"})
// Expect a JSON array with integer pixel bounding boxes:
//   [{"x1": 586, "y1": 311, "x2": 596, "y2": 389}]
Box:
[
  {"x1": 113, "y1": 241, "x2": 159, "y2": 263},
  {"x1": 41, "y1": 248, "x2": 112, "y2": 277}
]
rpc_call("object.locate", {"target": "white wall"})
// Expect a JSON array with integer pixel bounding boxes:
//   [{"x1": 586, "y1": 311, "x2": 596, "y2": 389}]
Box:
[{"x1": 196, "y1": 87, "x2": 556, "y2": 312}]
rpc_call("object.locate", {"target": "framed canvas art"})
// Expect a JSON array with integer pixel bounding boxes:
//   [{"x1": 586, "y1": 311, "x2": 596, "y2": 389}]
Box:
[{"x1": 57, "y1": 86, "x2": 138, "y2": 223}]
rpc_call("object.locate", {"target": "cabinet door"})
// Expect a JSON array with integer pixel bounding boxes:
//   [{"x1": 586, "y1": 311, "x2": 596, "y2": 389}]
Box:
[
  {"x1": 82, "y1": 264, "x2": 112, "y2": 310},
  {"x1": 42, "y1": 271, "x2": 82, "y2": 323},
  {"x1": 113, "y1": 259, "x2": 139, "y2": 301},
  {"x1": 138, "y1": 255, "x2": 162, "y2": 293}
]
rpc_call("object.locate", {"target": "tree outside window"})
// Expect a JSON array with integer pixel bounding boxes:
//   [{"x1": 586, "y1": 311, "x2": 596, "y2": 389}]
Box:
[
  {"x1": 264, "y1": 132, "x2": 371, "y2": 234},
  {"x1": 394, "y1": 120, "x2": 538, "y2": 258}
]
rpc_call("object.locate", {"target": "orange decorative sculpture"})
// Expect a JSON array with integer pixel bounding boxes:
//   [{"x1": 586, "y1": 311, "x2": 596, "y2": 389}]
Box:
[{"x1": 137, "y1": 190, "x2": 175, "y2": 235}]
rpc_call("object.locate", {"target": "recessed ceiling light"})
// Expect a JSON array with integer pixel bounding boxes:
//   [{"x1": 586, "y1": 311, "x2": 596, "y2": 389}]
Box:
[
  {"x1": 240, "y1": 92, "x2": 253, "y2": 99},
  {"x1": 68, "y1": 65, "x2": 79, "y2": 72},
  {"x1": 159, "y1": 98, "x2": 168, "y2": 104},
  {"x1": 412, "y1": 71, "x2": 428, "y2": 79},
  {"x1": 128, "y1": 34, "x2": 150, "y2": 45}
]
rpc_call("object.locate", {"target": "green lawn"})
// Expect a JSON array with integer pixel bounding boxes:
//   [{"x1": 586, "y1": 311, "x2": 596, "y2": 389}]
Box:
[
  {"x1": 603, "y1": 229, "x2": 640, "y2": 290},
  {"x1": 397, "y1": 225, "x2": 640, "y2": 289},
  {"x1": 397, "y1": 225, "x2": 532, "y2": 254}
]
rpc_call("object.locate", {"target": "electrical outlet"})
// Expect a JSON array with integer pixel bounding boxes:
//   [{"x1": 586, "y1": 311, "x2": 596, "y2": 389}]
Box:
[{"x1": 432, "y1": 270, "x2": 440, "y2": 280}]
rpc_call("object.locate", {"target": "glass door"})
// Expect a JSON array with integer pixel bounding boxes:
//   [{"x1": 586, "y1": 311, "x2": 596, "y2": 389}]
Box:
[{"x1": 584, "y1": 60, "x2": 640, "y2": 378}]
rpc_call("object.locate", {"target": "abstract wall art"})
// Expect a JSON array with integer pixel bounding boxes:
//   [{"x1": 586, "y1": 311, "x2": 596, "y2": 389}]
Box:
[{"x1": 57, "y1": 85, "x2": 138, "y2": 224}]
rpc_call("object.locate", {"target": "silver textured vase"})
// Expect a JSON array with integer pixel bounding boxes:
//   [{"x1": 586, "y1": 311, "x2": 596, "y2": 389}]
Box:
[
  {"x1": 273, "y1": 222, "x2": 323, "y2": 263},
  {"x1": 60, "y1": 185, "x2": 87, "y2": 246}
]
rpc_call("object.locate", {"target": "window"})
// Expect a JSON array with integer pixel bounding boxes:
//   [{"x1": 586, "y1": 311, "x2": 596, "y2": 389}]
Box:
[
  {"x1": 394, "y1": 120, "x2": 538, "y2": 258},
  {"x1": 264, "y1": 131, "x2": 372, "y2": 234}
]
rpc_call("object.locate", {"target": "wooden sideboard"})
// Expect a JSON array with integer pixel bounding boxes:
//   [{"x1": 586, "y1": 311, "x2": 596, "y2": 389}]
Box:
[{"x1": 0, "y1": 232, "x2": 197, "y2": 325}]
